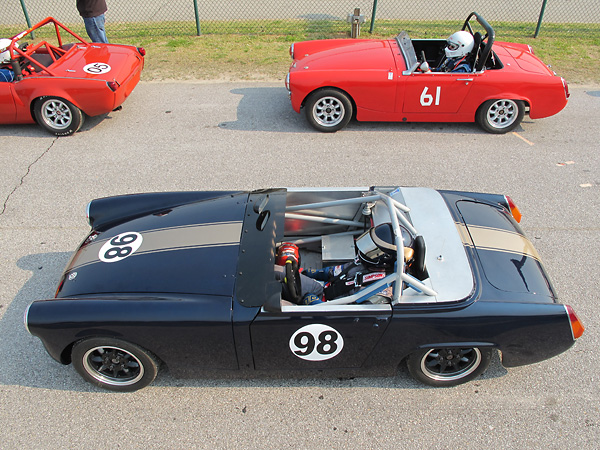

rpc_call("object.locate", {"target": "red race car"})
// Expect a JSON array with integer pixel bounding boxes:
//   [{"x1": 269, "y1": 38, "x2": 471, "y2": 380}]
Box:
[
  {"x1": 0, "y1": 17, "x2": 145, "y2": 136},
  {"x1": 285, "y1": 12, "x2": 569, "y2": 134}
]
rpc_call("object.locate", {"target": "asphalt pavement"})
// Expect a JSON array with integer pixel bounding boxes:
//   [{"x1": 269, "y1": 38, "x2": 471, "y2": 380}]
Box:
[{"x1": 0, "y1": 82, "x2": 599, "y2": 449}]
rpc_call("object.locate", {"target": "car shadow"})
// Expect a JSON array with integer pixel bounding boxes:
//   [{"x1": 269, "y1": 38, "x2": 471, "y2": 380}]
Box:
[
  {"x1": 0, "y1": 251, "x2": 92, "y2": 392},
  {"x1": 218, "y1": 87, "x2": 310, "y2": 133},
  {"x1": 219, "y1": 86, "x2": 516, "y2": 135},
  {"x1": 1, "y1": 251, "x2": 508, "y2": 392},
  {"x1": 0, "y1": 112, "x2": 112, "y2": 138}
]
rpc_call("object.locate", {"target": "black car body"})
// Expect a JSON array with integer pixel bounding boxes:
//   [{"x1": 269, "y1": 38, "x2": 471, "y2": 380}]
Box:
[{"x1": 25, "y1": 187, "x2": 584, "y2": 391}]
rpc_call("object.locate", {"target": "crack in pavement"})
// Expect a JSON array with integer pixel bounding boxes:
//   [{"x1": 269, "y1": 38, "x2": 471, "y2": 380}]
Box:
[{"x1": 0, "y1": 137, "x2": 58, "y2": 216}]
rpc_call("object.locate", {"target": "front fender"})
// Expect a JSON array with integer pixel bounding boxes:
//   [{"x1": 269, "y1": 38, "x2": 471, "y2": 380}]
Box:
[{"x1": 26, "y1": 294, "x2": 239, "y2": 373}]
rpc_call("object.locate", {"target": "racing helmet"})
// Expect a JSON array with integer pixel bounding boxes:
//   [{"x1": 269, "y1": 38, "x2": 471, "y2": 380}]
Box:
[
  {"x1": 356, "y1": 223, "x2": 413, "y2": 267},
  {"x1": 445, "y1": 31, "x2": 474, "y2": 59},
  {"x1": 0, "y1": 39, "x2": 17, "y2": 64}
]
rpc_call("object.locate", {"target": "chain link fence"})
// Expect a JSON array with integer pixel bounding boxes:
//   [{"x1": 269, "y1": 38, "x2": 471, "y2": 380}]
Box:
[{"x1": 3, "y1": 0, "x2": 599, "y2": 38}]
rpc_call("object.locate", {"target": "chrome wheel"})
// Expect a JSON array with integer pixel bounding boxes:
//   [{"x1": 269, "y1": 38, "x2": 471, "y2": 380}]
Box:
[
  {"x1": 420, "y1": 348, "x2": 482, "y2": 381},
  {"x1": 407, "y1": 347, "x2": 492, "y2": 387},
  {"x1": 476, "y1": 99, "x2": 524, "y2": 134},
  {"x1": 305, "y1": 89, "x2": 352, "y2": 132},
  {"x1": 486, "y1": 99, "x2": 519, "y2": 129},
  {"x1": 82, "y1": 345, "x2": 144, "y2": 387},
  {"x1": 312, "y1": 96, "x2": 345, "y2": 128},
  {"x1": 72, "y1": 338, "x2": 159, "y2": 391},
  {"x1": 39, "y1": 98, "x2": 73, "y2": 130},
  {"x1": 33, "y1": 96, "x2": 83, "y2": 136}
]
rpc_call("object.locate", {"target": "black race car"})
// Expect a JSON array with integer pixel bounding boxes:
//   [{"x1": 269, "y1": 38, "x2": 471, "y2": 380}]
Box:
[{"x1": 25, "y1": 187, "x2": 584, "y2": 391}]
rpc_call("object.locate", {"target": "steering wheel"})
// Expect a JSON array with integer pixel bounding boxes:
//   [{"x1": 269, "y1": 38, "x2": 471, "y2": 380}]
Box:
[{"x1": 282, "y1": 259, "x2": 302, "y2": 304}]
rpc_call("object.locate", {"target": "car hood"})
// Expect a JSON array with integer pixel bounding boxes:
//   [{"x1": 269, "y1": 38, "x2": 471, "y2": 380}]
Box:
[
  {"x1": 291, "y1": 38, "x2": 395, "y2": 70},
  {"x1": 53, "y1": 43, "x2": 144, "y2": 84},
  {"x1": 56, "y1": 193, "x2": 248, "y2": 298}
]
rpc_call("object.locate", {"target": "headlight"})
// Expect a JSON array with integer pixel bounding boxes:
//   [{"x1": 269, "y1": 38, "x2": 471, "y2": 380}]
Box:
[
  {"x1": 23, "y1": 303, "x2": 32, "y2": 334},
  {"x1": 86, "y1": 201, "x2": 92, "y2": 226}
]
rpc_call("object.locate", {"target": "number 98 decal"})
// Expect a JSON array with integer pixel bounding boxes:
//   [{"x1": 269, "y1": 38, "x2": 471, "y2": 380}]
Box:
[
  {"x1": 289, "y1": 324, "x2": 344, "y2": 361},
  {"x1": 99, "y1": 232, "x2": 143, "y2": 263}
]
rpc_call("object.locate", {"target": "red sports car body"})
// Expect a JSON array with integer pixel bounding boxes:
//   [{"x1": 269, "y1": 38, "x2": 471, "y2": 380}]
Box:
[
  {"x1": 0, "y1": 17, "x2": 145, "y2": 135},
  {"x1": 286, "y1": 13, "x2": 569, "y2": 133}
]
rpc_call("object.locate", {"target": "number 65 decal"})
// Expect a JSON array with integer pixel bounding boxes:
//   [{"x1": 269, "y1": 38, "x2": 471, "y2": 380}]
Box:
[
  {"x1": 289, "y1": 324, "x2": 344, "y2": 361},
  {"x1": 99, "y1": 232, "x2": 143, "y2": 263},
  {"x1": 420, "y1": 86, "x2": 441, "y2": 106}
]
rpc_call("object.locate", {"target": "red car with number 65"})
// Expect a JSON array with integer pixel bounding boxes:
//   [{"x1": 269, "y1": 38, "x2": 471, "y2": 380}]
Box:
[{"x1": 0, "y1": 17, "x2": 144, "y2": 136}]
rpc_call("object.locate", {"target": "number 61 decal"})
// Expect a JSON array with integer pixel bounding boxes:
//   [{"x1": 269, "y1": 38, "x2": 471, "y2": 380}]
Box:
[
  {"x1": 99, "y1": 232, "x2": 143, "y2": 263},
  {"x1": 420, "y1": 86, "x2": 441, "y2": 106},
  {"x1": 289, "y1": 324, "x2": 344, "y2": 361}
]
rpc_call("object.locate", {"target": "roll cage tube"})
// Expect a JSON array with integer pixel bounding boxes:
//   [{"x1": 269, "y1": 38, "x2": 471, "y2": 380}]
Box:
[
  {"x1": 284, "y1": 188, "x2": 438, "y2": 305},
  {"x1": 8, "y1": 17, "x2": 89, "y2": 77},
  {"x1": 462, "y1": 12, "x2": 495, "y2": 72}
]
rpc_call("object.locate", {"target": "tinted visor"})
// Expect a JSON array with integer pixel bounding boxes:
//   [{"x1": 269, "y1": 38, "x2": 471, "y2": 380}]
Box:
[
  {"x1": 356, "y1": 230, "x2": 387, "y2": 261},
  {"x1": 447, "y1": 40, "x2": 460, "y2": 51}
]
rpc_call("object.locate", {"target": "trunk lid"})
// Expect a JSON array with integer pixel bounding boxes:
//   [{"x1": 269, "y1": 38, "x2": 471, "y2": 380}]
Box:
[{"x1": 454, "y1": 199, "x2": 557, "y2": 302}]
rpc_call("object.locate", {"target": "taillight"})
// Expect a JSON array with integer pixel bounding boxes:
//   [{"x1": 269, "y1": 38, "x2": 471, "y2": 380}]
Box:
[
  {"x1": 23, "y1": 303, "x2": 32, "y2": 334},
  {"x1": 504, "y1": 195, "x2": 522, "y2": 223},
  {"x1": 107, "y1": 81, "x2": 119, "y2": 91},
  {"x1": 565, "y1": 305, "x2": 584, "y2": 339},
  {"x1": 137, "y1": 47, "x2": 146, "y2": 57}
]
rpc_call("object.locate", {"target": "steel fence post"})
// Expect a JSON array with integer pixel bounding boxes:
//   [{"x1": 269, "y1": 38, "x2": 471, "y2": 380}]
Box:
[
  {"x1": 534, "y1": 0, "x2": 548, "y2": 37},
  {"x1": 19, "y1": 0, "x2": 35, "y2": 38},
  {"x1": 193, "y1": 0, "x2": 202, "y2": 36},
  {"x1": 369, "y1": 0, "x2": 378, "y2": 33}
]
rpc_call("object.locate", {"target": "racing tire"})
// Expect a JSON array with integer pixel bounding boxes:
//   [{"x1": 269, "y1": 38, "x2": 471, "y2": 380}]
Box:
[
  {"x1": 407, "y1": 347, "x2": 492, "y2": 387},
  {"x1": 72, "y1": 337, "x2": 159, "y2": 392},
  {"x1": 305, "y1": 89, "x2": 353, "y2": 132},
  {"x1": 33, "y1": 96, "x2": 84, "y2": 136},
  {"x1": 476, "y1": 99, "x2": 525, "y2": 134}
]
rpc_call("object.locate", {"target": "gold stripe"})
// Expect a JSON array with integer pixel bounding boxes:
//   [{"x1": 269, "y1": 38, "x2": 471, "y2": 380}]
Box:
[
  {"x1": 72, "y1": 221, "x2": 243, "y2": 269},
  {"x1": 454, "y1": 222, "x2": 473, "y2": 246},
  {"x1": 466, "y1": 225, "x2": 542, "y2": 262}
]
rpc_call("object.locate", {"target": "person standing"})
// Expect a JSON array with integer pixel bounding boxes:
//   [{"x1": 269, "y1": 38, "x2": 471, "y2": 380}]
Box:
[{"x1": 76, "y1": 0, "x2": 109, "y2": 44}]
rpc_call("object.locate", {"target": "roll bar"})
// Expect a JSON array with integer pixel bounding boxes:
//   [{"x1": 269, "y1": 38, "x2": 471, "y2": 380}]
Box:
[
  {"x1": 285, "y1": 188, "x2": 438, "y2": 304},
  {"x1": 462, "y1": 12, "x2": 495, "y2": 72}
]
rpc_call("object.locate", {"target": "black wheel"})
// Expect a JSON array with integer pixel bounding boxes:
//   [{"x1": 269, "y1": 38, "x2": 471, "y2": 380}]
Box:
[
  {"x1": 72, "y1": 338, "x2": 159, "y2": 392},
  {"x1": 304, "y1": 89, "x2": 352, "y2": 132},
  {"x1": 33, "y1": 96, "x2": 84, "y2": 136},
  {"x1": 407, "y1": 347, "x2": 492, "y2": 387},
  {"x1": 476, "y1": 99, "x2": 525, "y2": 134}
]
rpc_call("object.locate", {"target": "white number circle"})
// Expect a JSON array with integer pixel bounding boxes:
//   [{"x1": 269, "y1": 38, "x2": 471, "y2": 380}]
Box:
[
  {"x1": 99, "y1": 232, "x2": 143, "y2": 263},
  {"x1": 289, "y1": 324, "x2": 344, "y2": 361},
  {"x1": 83, "y1": 62, "x2": 112, "y2": 74}
]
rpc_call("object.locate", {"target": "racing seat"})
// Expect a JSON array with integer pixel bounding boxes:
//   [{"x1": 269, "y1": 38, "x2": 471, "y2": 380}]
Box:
[
  {"x1": 469, "y1": 32, "x2": 482, "y2": 72},
  {"x1": 28, "y1": 53, "x2": 54, "y2": 72},
  {"x1": 408, "y1": 235, "x2": 428, "y2": 281}
]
